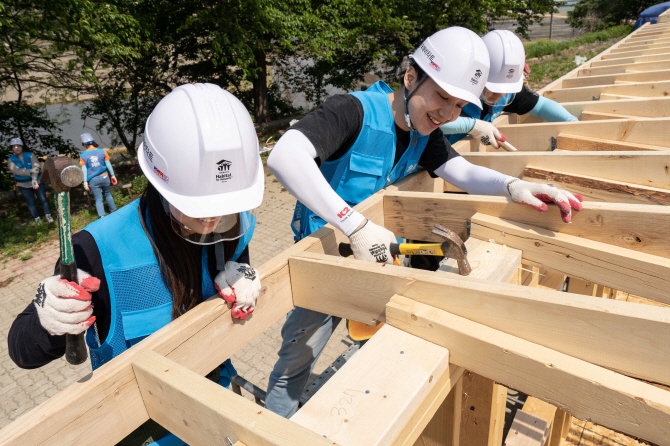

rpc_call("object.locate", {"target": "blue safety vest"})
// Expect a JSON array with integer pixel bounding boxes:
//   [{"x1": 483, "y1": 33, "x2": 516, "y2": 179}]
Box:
[
  {"x1": 291, "y1": 80, "x2": 430, "y2": 240},
  {"x1": 80, "y1": 148, "x2": 109, "y2": 181},
  {"x1": 445, "y1": 94, "x2": 513, "y2": 145},
  {"x1": 9, "y1": 152, "x2": 40, "y2": 183}
]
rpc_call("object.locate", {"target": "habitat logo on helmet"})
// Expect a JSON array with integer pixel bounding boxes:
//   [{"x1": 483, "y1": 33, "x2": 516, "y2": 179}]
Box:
[{"x1": 411, "y1": 27, "x2": 491, "y2": 109}]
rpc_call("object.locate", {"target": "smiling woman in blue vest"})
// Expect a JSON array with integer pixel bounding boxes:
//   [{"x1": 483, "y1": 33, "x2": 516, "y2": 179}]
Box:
[
  {"x1": 78, "y1": 133, "x2": 118, "y2": 218},
  {"x1": 264, "y1": 27, "x2": 584, "y2": 418},
  {"x1": 9, "y1": 84, "x2": 265, "y2": 446},
  {"x1": 7, "y1": 137, "x2": 53, "y2": 224},
  {"x1": 441, "y1": 30, "x2": 578, "y2": 149}
]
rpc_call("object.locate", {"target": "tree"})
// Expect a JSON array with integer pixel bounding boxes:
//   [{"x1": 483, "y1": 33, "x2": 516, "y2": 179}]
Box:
[{"x1": 567, "y1": 0, "x2": 655, "y2": 30}]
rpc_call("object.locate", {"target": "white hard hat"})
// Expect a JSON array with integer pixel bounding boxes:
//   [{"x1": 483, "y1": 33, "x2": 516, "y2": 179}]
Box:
[
  {"x1": 80, "y1": 133, "x2": 95, "y2": 144},
  {"x1": 411, "y1": 27, "x2": 490, "y2": 109},
  {"x1": 10, "y1": 137, "x2": 23, "y2": 146},
  {"x1": 482, "y1": 30, "x2": 525, "y2": 94},
  {"x1": 138, "y1": 83, "x2": 264, "y2": 220}
]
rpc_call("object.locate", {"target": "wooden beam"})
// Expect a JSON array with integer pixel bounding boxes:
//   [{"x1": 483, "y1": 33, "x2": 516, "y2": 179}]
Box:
[
  {"x1": 591, "y1": 52, "x2": 670, "y2": 67},
  {"x1": 578, "y1": 59, "x2": 670, "y2": 76},
  {"x1": 504, "y1": 397, "x2": 557, "y2": 446},
  {"x1": 383, "y1": 192, "x2": 670, "y2": 258},
  {"x1": 288, "y1": 250, "x2": 670, "y2": 386},
  {"x1": 610, "y1": 43, "x2": 670, "y2": 54},
  {"x1": 522, "y1": 166, "x2": 670, "y2": 204},
  {"x1": 489, "y1": 118, "x2": 670, "y2": 151},
  {"x1": 543, "y1": 81, "x2": 670, "y2": 102},
  {"x1": 618, "y1": 37, "x2": 670, "y2": 48},
  {"x1": 385, "y1": 295, "x2": 670, "y2": 446},
  {"x1": 132, "y1": 351, "x2": 335, "y2": 446},
  {"x1": 469, "y1": 212, "x2": 670, "y2": 306},
  {"x1": 561, "y1": 69, "x2": 670, "y2": 88},
  {"x1": 554, "y1": 134, "x2": 668, "y2": 151},
  {"x1": 580, "y1": 110, "x2": 640, "y2": 120},
  {"x1": 290, "y1": 324, "x2": 460, "y2": 446}
]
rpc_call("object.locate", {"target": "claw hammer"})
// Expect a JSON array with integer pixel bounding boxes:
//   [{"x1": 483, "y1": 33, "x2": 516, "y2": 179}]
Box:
[{"x1": 41, "y1": 156, "x2": 88, "y2": 365}]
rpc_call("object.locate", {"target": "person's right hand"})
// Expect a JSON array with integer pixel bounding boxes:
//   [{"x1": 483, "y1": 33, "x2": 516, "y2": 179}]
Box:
[
  {"x1": 33, "y1": 270, "x2": 99, "y2": 336},
  {"x1": 83, "y1": 182, "x2": 89, "y2": 191},
  {"x1": 348, "y1": 219, "x2": 397, "y2": 264},
  {"x1": 32, "y1": 180, "x2": 39, "y2": 190},
  {"x1": 470, "y1": 120, "x2": 503, "y2": 148}
]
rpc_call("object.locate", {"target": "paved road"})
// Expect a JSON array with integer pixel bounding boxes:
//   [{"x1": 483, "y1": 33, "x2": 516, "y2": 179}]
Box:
[{"x1": 0, "y1": 175, "x2": 351, "y2": 428}]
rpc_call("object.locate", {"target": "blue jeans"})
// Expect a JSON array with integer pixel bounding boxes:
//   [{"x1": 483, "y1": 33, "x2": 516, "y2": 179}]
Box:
[
  {"x1": 18, "y1": 183, "x2": 50, "y2": 219},
  {"x1": 265, "y1": 307, "x2": 342, "y2": 418},
  {"x1": 89, "y1": 175, "x2": 116, "y2": 217}
]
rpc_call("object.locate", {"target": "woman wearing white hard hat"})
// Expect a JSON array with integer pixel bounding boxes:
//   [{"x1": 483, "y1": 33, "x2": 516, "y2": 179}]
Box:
[
  {"x1": 7, "y1": 137, "x2": 53, "y2": 224},
  {"x1": 9, "y1": 84, "x2": 264, "y2": 446},
  {"x1": 441, "y1": 29, "x2": 578, "y2": 150},
  {"x1": 79, "y1": 133, "x2": 118, "y2": 218},
  {"x1": 264, "y1": 26, "x2": 582, "y2": 418}
]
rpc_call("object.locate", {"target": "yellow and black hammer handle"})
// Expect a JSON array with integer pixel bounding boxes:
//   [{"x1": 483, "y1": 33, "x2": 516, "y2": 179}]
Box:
[{"x1": 338, "y1": 242, "x2": 448, "y2": 258}]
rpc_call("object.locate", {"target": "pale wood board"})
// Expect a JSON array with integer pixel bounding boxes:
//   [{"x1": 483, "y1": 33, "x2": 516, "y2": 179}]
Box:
[
  {"x1": 591, "y1": 52, "x2": 670, "y2": 67},
  {"x1": 383, "y1": 192, "x2": 670, "y2": 258},
  {"x1": 386, "y1": 295, "x2": 670, "y2": 446},
  {"x1": 291, "y1": 324, "x2": 453, "y2": 446},
  {"x1": 578, "y1": 60, "x2": 670, "y2": 76},
  {"x1": 288, "y1": 251, "x2": 670, "y2": 386},
  {"x1": 132, "y1": 351, "x2": 336, "y2": 446},
  {"x1": 561, "y1": 69, "x2": 670, "y2": 88},
  {"x1": 544, "y1": 81, "x2": 670, "y2": 102},
  {"x1": 555, "y1": 134, "x2": 668, "y2": 151},
  {"x1": 579, "y1": 111, "x2": 640, "y2": 120}
]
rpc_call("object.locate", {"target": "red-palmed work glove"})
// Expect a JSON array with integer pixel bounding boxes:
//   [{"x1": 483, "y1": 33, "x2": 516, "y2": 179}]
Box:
[
  {"x1": 214, "y1": 261, "x2": 261, "y2": 320},
  {"x1": 507, "y1": 179, "x2": 583, "y2": 223},
  {"x1": 33, "y1": 270, "x2": 99, "y2": 336},
  {"x1": 470, "y1": 120, "x2": 504, "y2": 148},
  {"x1": 111, "y1": 176, "x2": 117, "y2": 186}
]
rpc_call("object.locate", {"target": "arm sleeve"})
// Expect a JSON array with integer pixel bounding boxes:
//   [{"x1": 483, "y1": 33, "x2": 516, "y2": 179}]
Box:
[
  {"x1": 267, "y1": 129, "x2": 366, "y2": 236},
  {"x1": 439, "y1": 116, "x2": 476, "y2": 135},
  {"x1": 31, "y1": 153, "x2": 40, "y2": 181},
  {"x1": 7, "y1": 159, "x2": 31, "y2": 177},
  {"x1": 434, "y1": 156, "x2": 515, "y2": 196},
  {"x1": 8, "y1": 231, "x2": 110, "y2": 369},
  {"x1": 81, "y1": 164, "x2": 88, "y2": 181},
  {"x1": 529, "y1": 96, "x2": 578, "y2": 122},
  {"x1": 105, "y1": 159, "x2": 115, "y2": 177}
]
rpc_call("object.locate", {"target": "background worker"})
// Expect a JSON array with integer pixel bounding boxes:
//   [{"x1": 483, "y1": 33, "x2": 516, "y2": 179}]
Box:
[
  {"x1": 79, "y1": 133, "x2": 118, "y2": 218},
  {"x1": 265, "y1": 27, "x2": 583, "y2": 418},
  {"x1": 7, "y1": 137, "x2": 53, "y2": 224},
  {"x1": 441, "y1": 30, "x2": 578, "y2": 149},
  {"x1": 9, "y1": 84, "x2": 264, "y2": 446}
]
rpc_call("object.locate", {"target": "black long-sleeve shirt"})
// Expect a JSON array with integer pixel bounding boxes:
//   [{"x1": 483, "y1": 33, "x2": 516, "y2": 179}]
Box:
[{"x1": 8, "y1": 230, "x2": 249, "y2": 369}]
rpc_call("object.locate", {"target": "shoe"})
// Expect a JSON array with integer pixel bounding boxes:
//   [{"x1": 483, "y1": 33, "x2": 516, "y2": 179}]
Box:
[
  {"x1": 45, "y1": 215, "x2": 54, "y2": 223},
  {"x1": 33, "y1": 217, "x2": 42, "y2": 224}
]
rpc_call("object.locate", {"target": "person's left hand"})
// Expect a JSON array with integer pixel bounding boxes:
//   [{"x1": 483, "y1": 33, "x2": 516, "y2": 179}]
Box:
[
  {"x1": 507, "y1": 179, "x2": 583, "y2": 223},
  {"x1": 32, "y1": 180, "x2": 39, "y2": 190},
  {"x1": 523, "y1": 62, "x2": 531, "y2": 78},
  {"x1": 110, "y1": 176, "x2": 117, "y2": 186},
  {"x1": 214, "y1": 261, "x2": 261, "y2": 320}
]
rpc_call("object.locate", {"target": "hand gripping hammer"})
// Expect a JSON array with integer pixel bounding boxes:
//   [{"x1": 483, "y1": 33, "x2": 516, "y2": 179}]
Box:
[{"x1": 41, "y1": 156, "x2": 89, "y2": 365}]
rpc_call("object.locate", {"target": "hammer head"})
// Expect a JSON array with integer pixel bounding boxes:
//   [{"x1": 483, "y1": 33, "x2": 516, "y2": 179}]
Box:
[
  {"x1": 41, "y1": 157, "x2": 84, "y2": 192},
  {"x1": 432, "y1": 224, "x2": 472, "y2": 276}
]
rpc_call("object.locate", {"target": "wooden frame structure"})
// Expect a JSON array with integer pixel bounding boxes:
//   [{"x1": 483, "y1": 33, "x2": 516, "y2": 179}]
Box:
[{"x1": 2, "y1": 22, "x2": 670, "y2": 446}]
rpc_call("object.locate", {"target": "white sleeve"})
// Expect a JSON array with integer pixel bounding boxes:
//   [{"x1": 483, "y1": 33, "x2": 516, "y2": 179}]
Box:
[
  {"x1": 267, "y1": 129, "x2": 366, "y2": 236},
  {"x1": 434, "y1": 156, "x2": 515, "y2": 196}
]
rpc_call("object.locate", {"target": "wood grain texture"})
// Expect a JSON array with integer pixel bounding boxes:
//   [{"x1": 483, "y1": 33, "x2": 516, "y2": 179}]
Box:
[
  {"x1": 544, "y1": 81, "x2": 670, "y2": 102},
  {"x1": 562, "y1": 69, "x2": 670, "y2": 88},
  {"x1": 555, "y1": 134, "x2": 668, "y2": 151},
  {"x1": 386, "y1": 296, "x2": 670, "y2": 446}
]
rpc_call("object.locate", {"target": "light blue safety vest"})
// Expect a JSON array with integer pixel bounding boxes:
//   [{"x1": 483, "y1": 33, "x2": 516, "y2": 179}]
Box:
[
  {"x1": 445, "y1": 94, "x2": 513, "y2": 145},
  {"x1": 291, "y1": 80, "x2": 430, "y2": 241},
  {"x1": 80, "y1": 148, "x2": 109, "y2": 181},
  {"x1": 10, "y1": 152, "x2": 40, "y2": 183},
  {"x1": 84, "y1": 199, "x2": 255, "y2": 445}
]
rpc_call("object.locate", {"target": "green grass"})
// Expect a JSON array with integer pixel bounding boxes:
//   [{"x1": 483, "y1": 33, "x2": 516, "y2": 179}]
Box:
[
  {"x1": 524, "y1": 25, "x2": 633, "y2": 59},
  {"x1": 527, "y1": 49, "x2": 600, "y2": 86}
]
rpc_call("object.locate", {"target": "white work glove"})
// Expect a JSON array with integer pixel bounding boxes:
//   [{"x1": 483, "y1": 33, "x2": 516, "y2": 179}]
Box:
[
  {"x1": 470, "y1": 120, "x2": 503, "y2": 148},
  {"x1": 348, "y1": 219, "x2": 397, "y2": 264},
  {"x1": 83, "y1": 181, "x2": 89, "y2": 191},
  {"x1": 507, "y1": 179, "x2": 584, "y2": 223},
  {"x1": 214, "y1": 261, "x2": 261, "y2": 320},
  {"x1": 32, "y1": 180, "x2": 39, "y2": 190},
  {"x1": 33, "y1": 270, "x2": 99, "y2": 336}
]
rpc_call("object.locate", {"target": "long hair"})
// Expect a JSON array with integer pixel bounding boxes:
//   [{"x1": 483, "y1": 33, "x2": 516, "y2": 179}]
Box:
[{"x1": 141, "y1": 182, "x2": 239, "y2": 319}]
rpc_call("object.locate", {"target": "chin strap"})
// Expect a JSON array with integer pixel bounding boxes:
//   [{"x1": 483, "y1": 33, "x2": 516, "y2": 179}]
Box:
[{"x1": 403, "y1": 67, "x2": 428, "y2": 130}]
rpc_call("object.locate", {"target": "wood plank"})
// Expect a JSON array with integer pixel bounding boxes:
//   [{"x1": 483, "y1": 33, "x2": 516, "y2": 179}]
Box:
[
  {"x1": 383, "y1": 192, "x2": 670, "y2": 258},
  {"x1": 544, "y1": 81, "x2": 670, "y2": 102},
  {"x1": 555, "y1": 134, "x2": 668, "y2": 151},
  {"x1": 505, "y1": 397, "x2": 558, "y2": 446},
  {"x1": 598, "y1": 93, "x2": 644, "y2": 100},
  {"x1": 489, "y1": 118, "x2": 670, "y2": 151},
  {"x1": 290, "y1": 324, "x2": 455, "y2": 446},
  {"x1": 289, "y1": 250, "x2": 670, "y2": 386},
  {"x1": 411, "y1": 373, "x2": 463, "y2": 446},
  {"x1": 132, "y1": 351, "x2": 335, "y2": 446},
  {"x1": 591, "y1": 52, "x2": 670, "y2": 67},
  {"x1": 561, "y1": 69, "x2": 670, "y2": 88},
  {"x1": 460, "y1": 151, "x2": 670, "y2": 188},
  {"x1": 579, "y1": 59, "x2": 670, "y2": 76},
  {"x1": 438, "y1": 238, "x2": 522, "y2": 283},
  {"x1": 522, "y1": 166, "x2": 670, "y2": 204},
  {"x1": 619, "y1": 37, "x2": 670, "y2": 48},
  {"x1": 611, "y1": 43, "x2": 670, "y2": 53},
  {"x1": 385, "y1": 295, "x2": 670, "y2": 446},
  {"x1": 579, "y1": 111, "x2": 640, "y2": 120},
  {"x1": 554, "y1": 96, "x2": 670, "y2": 119},
  {"x1": 469, "y1": 212, "x2": 670, "y2": 307},
  {"x1": 548, "y1": 411, "x2": 571, "y2": 446}
]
